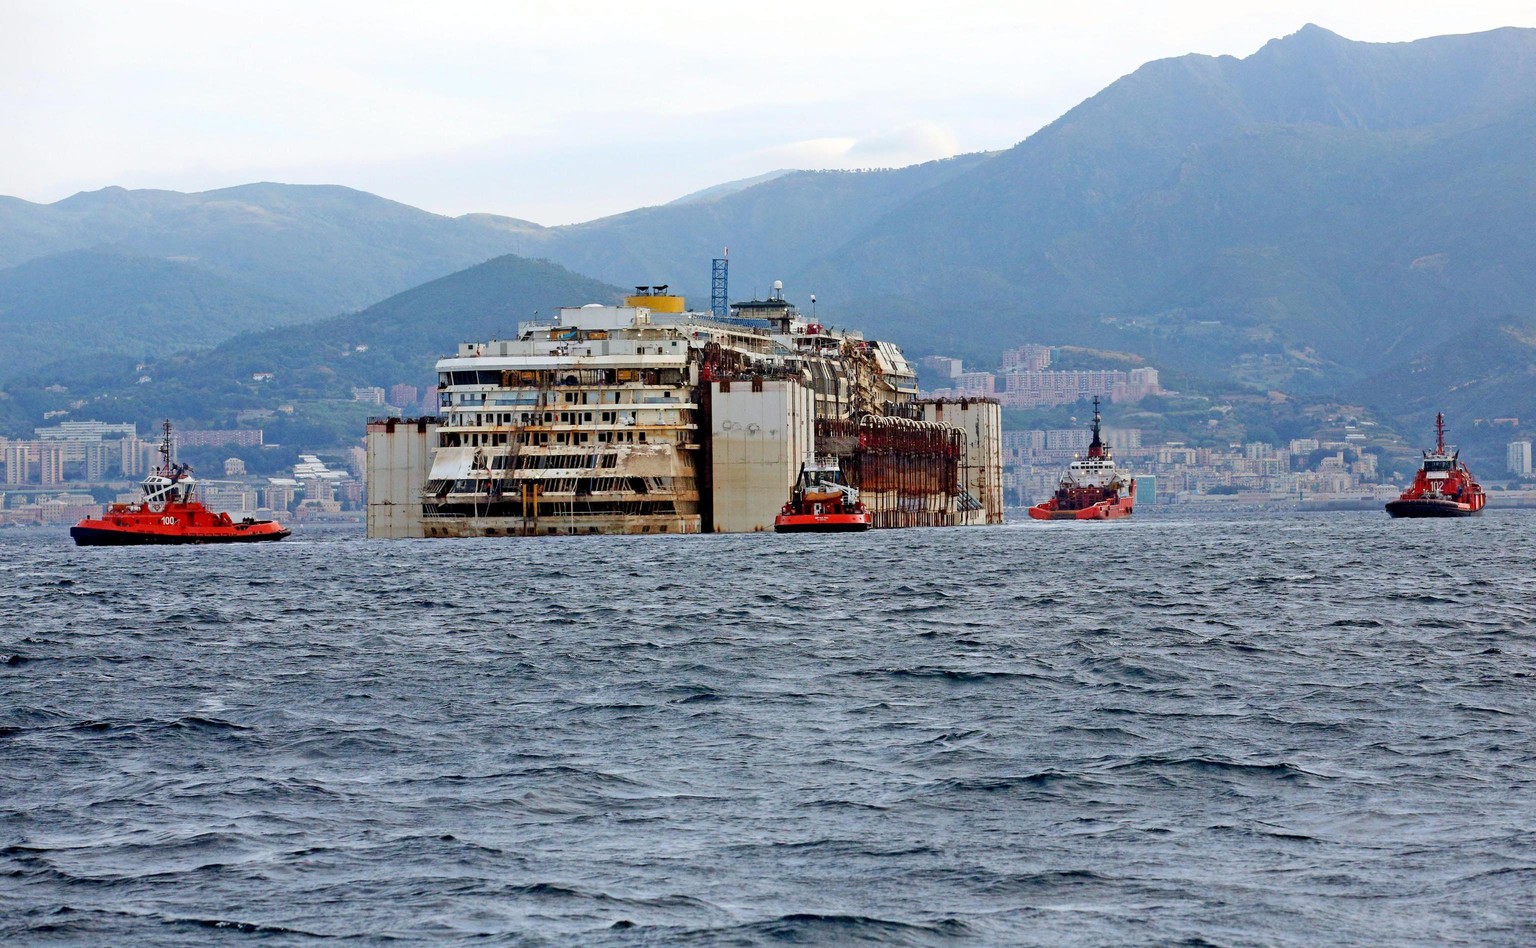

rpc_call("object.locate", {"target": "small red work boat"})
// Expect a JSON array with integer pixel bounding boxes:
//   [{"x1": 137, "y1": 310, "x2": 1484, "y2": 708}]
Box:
[
  {"x1": 774, "y1": 456, "x2": 871, "y2": 533},
  {"x1": 1029, "y1": 397, "x2": 1136, "y2": 521},
  {"x1": 71, "y1": 420, "x2": 290, "y2": 545},
  {"x1": 1385, "y1": 413, "x2": 1485, "y2": 518}
]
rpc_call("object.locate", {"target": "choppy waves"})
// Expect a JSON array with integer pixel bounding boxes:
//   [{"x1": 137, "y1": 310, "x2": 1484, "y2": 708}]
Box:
[{"x1": 3, "y1": 512, "x2": 1535, "y2": 943}]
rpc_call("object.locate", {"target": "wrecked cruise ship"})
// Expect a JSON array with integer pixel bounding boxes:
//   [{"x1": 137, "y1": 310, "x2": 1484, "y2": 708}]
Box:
[{"x1": 366, "y1": 283, "x2": 1001, "y2": 537}]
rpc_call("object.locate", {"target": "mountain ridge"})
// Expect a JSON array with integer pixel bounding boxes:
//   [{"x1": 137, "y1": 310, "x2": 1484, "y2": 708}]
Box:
[{"x1": 3, "y1": 24, "x2": 1534, "y2": 445}]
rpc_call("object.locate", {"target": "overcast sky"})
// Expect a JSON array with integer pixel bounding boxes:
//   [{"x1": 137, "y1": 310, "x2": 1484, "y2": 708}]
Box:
[{"x1": 2, "y1": 1, "x2": 1530, "y2": 224}]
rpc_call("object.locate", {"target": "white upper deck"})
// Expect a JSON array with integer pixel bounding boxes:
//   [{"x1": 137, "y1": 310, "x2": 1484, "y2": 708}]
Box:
[{"x1": 435, "y1": 301, "x2": 918, "y2": 391}]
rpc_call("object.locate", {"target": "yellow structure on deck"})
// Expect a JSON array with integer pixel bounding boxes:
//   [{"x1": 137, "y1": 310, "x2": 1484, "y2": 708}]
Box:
[{"x1": 625, "y1": 286, "x2": 686, "y2": 313}]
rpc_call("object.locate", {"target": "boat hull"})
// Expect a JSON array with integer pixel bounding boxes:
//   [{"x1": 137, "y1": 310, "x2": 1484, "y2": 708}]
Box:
[
  {"x1": 1028, "y1": 497, "x2": 1134, "y2": 521},
  {"x1": 1384, "y1": 498, "x2": 1483, "y2": 518},
  {"x1": 71, "y1": 521, "x2": 291, "y2": 545},
  {"x1": 71, "y1": 513, "x2": 290, "y2": 543},
  {"x1": 773, "y1": 513, "x2": 871, "y2": 533}
]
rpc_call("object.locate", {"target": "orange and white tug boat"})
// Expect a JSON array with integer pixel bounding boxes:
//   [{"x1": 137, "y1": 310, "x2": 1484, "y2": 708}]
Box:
[
  {"x1": 1385, "y1": 413, "x2": 1485, "y2": 518},
  {"x1": 773, "y1": 456, "x2": 872, "y2": 533},
  {"x1": 1028, "y1": 397, "x2": 1136, "y2": 521},
  {"x1": 71, "y1": 421, "x2": 290, "y2": 545}
]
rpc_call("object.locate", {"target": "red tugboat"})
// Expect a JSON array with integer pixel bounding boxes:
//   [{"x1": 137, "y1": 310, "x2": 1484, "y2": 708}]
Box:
[
  {"x1": 1028, "y1": 397, "x2": 1136, "y2": 521},
  {"x1": 774, "y1": 456, "x2": 872, "y2": 533},
  {"x1": 1385, "y1": 413, "x2": 1485, "y2": 518},
  {"x1": 71, "y1": 421, "x2": 290, "y2": 545}
]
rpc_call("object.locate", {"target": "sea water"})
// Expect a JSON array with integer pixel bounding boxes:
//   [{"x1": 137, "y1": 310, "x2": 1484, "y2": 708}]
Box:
[{"x1": 3, "y1": 511, "x2": 1534, "y2": 943}]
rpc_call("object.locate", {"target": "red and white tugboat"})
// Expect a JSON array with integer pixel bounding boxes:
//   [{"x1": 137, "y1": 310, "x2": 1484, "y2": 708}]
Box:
[
  {"x1": 773, "y1": 456, "x2": 872, "y2": 533},
  {"x1": 1028, "y1": 397, "x2": 1136, "y2": 521},
  {"x1": 71, "y1": 421, "x2": 290, "y2": 545},
  {"x1": 1385, "y1": 413, "x2": 1485, "y2": 518}
]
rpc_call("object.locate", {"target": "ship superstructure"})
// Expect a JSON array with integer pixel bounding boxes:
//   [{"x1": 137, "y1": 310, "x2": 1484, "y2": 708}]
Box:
[
  {"x1": 368, "y1": 282, "x2": 1004, "y2": 537},
  {"x1": 422, "y1": 292, "x2": 702, "y2": 536}
]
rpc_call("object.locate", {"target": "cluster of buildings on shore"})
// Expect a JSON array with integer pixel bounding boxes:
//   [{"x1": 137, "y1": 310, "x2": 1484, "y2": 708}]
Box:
[
  {"x1": 1004, "y1": 429, "x2": 1374, "y2": 506},
  {"x1": 12, "y1": 301, "x2": 1536, "y2": 529},
  {"x1": 1006, "y1": 423, "x2": 1536, "y2": 506},
  {"x1": 0, "y1": 421, "x2": 366, "y2": 528},
  {"x1": 1509, "y1": 439, "x2": 1533, "y2": 477},
  {"x1": 351, "y1": 383, "x2": 439, "y2": 418},
  {"x1": 922, "y1": 345, "x2": 1162, "y2": 407}
]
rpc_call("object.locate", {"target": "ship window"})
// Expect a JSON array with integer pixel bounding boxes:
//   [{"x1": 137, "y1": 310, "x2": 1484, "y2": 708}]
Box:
[{"x1": 638, "y1": 432, "x2": 646, "y2": 442}]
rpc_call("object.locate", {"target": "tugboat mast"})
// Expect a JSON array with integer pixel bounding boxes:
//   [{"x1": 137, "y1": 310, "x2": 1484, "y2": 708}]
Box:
[
  {"x1": 1087, "y1": 395, "x2": 1105, "y2": 460},
  {"x1": 159, "y1": 419, "x2": 174, "y2": 475},
  {"x1": 1435, "y1": 412, "x2": 1446, "y2": 454}
]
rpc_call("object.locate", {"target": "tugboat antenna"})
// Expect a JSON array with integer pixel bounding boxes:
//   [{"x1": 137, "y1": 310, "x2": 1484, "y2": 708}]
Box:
[
  {"x1": 1088, "y1": 395, "x2": 1104, "y2": 458},
  {"x1": 160, "y1": 419, "x2": 174, "y2": 473}
]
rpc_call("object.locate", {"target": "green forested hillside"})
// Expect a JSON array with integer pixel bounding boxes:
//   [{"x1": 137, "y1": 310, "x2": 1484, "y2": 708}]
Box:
[
  {"x1": 3, "y1": 24, "x2": 1534, "y2": 447},
  {"x1": 0, "y1": 183, "x2": 543, "y2": 317},
  {"x1": 0, "y1": 249, "x2": 301, "y2": 380},
  {"x1": 0, "y1": 256, "x2": 621, "y2": 440},
  {"x1": 488, "y1": 154, "x2": 995, "y2": 300},
  {"x1": 797, "y1": 26, "x2": 1536, "y2": 384},
  {"x1": 1347, "y1": 313, "x2": 1536, "y2": 466}
]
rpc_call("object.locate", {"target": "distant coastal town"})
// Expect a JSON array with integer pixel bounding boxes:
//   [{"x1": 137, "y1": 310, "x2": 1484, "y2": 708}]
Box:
[
  {"x1": 0, "y1": 420, "x2": 364, "y2": 528},
  {"x1": 4, "y1": 342, "x2": 1536, "y2": 527},
  {"x1": 920, "y1": 343, "x2": 1162, "y2": 408},
  {"x1": 919, "y1": 344, "x2": 1536, "y2": 509}
]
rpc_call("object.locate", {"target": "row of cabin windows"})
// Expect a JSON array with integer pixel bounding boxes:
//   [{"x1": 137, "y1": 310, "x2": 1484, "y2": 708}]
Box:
[
  {"x1": 518, "y1": 454, "x2": 621, "y2": 470},
  {"x1": 425, "y1": 525, "x2": 671, "y2": 537},
  {"x1": 464, "y1": 526, "x2": 670, "y2": 536},
  {"x1": 446, "y1": 430, "x2": 649, "y2": 448},
  {"x1": 454, "y1": 389, "x2": 689, "y2": 410},
  {"x1": 446, "y1": 476, "x2": 671, "y2": 495},
  {"x1": 442, "y1": 369, "x2": 687, "y2": 388},
  {"x1": 458, "y1": 410, "x2": 662, "y2": 426}
]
